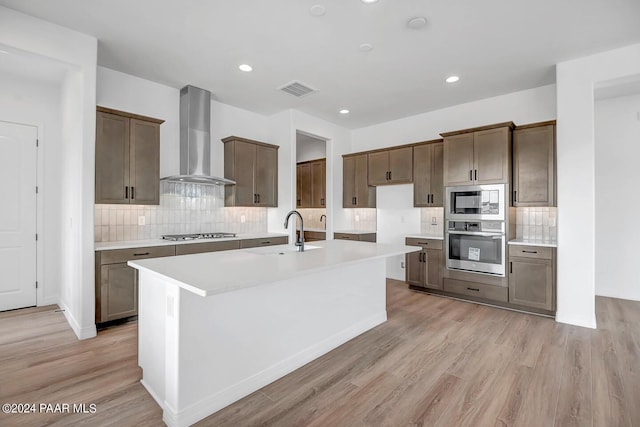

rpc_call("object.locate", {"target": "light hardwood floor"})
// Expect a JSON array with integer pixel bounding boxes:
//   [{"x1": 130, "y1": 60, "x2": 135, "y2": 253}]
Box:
[{"x1": 0, "y1": 280, "x2": 638, "y2": 426}]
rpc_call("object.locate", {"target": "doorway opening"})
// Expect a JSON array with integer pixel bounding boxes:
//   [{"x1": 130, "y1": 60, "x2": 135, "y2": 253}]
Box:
[{"x1": 295, "y1": 131, "x2": 328, "y2": 242}]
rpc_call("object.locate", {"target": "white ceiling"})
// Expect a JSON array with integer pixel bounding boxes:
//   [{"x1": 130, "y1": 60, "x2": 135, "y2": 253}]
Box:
[{"x1": 2, "y1": 0, "x2": 640, "y2": 128}]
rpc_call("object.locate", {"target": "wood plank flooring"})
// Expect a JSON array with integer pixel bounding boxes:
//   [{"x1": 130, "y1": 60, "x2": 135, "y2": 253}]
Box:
[{"x1": 0, "y1": 280, "x2": 638, "y2": 426}]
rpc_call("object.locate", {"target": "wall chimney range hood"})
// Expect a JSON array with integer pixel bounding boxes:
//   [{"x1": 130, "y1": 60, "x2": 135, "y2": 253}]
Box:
[{"x1": 161, "y1": 85, "x2": 235, "y2": 185}]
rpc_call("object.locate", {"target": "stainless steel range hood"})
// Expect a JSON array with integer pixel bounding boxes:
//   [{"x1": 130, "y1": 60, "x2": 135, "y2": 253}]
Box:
[{"x1": 161, "y1": 85, "x2": 235, "y2": 185}]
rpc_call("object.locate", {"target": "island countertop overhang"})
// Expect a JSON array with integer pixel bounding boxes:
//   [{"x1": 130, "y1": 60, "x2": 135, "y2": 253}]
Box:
[{"x1": 128, "y1": 240, "x2": 421, "y2": 297}]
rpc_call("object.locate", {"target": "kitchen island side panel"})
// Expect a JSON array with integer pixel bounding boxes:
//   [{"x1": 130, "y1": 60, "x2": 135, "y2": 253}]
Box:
[{"x1": 140, "y1": 258, "x2": 386, "y2": 427}]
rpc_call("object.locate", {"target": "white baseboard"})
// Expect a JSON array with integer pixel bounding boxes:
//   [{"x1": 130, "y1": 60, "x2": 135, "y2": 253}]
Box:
[
  {"x1": 38, "y1": 296, "x2": 59, "y2": 307},
  {"x1": 555, "y1": 312, "x2": 597, "y2": 329},
  {"x1": 595, "y1": 289, "x2": 640, "y2": 302},
  {"x1": 163, "y1": 311, "x2": 387, "y2": 427},
  {"x1": 58, "y1": 300, "x2": 97, "y2": 340}
]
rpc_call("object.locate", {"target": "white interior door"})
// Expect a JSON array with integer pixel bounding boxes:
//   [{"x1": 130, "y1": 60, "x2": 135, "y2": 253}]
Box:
[{"x1": 0, "y1": 121, "x2": 37, "y2": 311}]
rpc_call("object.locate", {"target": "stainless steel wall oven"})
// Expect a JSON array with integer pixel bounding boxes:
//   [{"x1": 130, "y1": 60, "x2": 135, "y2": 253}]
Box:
[{"x1": 446, "y1": 220, "x2": 506, "y2": 276}]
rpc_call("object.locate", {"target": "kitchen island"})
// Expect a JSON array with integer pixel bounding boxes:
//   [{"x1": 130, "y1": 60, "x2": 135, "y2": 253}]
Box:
[{"x1": 128, "y1": 239, "x2": 419, "y2": 427}]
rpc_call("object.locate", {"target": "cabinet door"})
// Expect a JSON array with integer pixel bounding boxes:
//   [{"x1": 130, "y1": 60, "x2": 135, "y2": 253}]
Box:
[
  {"x1": 513, "y1": 125, "x2": 555, "y2": 206},
  {"x1": 100, "y1": 263, "x2": 137, "y2": 322},
  {"x1": 311, "y1": 160, "x2": 326, "y2": 207},
  {"x1": 413, "y1": 144, "x2": 432, "y2": 206},
  {"x1": 425, "y1": 249, "x2": 443, "y2": 290},
  {"x1": 406, "y1": 251, "x2": 424, "y2": 286},
  {"x1": 444, "y1": 133, "x2": 474, "y2": 186},
  {"x1": 388, "y1": 147, "x2": 413, "y2": 183},
  {"x1": 474, "y1": 127, "x2": 510, "y2": 184},
  {"x1": 430, "y1": 143, "x2": 444, "y2": 207},
  {"x1": 255, "y1": 145, "x2": 278, "y2": 207},
  {"x1": 367, "y1": 151, "x2": 389, "y2": 186},
  {"x1": 509, "y1": 258, "x2": 554, "y2": 310},
  {"x1": 354, "y1": 154, "x2": 372, "y2": 207},
  {"x1": 129, "y1": 119, "x2": 160, "y2": 205},
  {"x1": 228, "y1": 141, "x2": 257, "y2": 206},
  {"x1": 96, "y1": 111, "x2": 130, "y2": 204},
  {"x1": 343, "y1": 156, "x2": 356, "y2": 207},
  {"x1": 297, "y1": 163, "x2": 311, "y2": 207},
  {"x1": 296, "y1": 164, "x2": 303, "y2": 208}
]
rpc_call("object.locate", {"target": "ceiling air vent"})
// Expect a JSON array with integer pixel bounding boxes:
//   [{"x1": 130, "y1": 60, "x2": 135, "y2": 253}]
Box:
[{"x1": 278, "y1": 81, "x2": 317, "y2": 98}]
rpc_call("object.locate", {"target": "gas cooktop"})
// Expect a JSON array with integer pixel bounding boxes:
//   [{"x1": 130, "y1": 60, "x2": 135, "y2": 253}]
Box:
[{"x1": 161, "y1": 232, "x2": 237, "y2": 241}]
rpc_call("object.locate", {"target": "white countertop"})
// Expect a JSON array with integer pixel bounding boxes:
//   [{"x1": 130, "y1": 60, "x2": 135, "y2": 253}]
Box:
[
  {"x1": 94, "y1": 233, "x2": 288, "y2": 251},
  {"x1": 406, "y1": 234, "x2": 444, "y2": 240},
  {"x1": 334, "y1": 230, "x2": 376, "y2": 235},
  {"x1": 129, "y1": 240, "x2": 419, "y2": 297},
  {"x1": 508, "y1": 238, "x2": 557, "y2": 248}
]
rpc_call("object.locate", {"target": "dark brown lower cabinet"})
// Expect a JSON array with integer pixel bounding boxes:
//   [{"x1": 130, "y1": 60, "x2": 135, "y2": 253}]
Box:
[
  {"x1": 334, "y1": 232, "x2": 376, "y2": 242},
  {"x1": 508, "y1": 244, "x2": 555, "y2": 311},
  {"x1": 96, "y1": 237, "x2": 289, "y2": 324},
  {"x1": 405, "y1": 238, "x2": 443, "y2": 290}
]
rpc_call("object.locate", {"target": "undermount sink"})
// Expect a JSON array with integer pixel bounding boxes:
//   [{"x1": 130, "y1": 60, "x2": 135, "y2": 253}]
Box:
[{"x1": 243, "y1": 244, "x2": 321, "y2": 255}]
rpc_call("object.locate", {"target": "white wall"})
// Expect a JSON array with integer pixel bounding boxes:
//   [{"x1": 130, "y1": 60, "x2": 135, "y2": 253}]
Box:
[
  {"x1": 352, "y1": 85, "x2": 556, "y2": 151},
  {"x1": 0, "y1": 71, "x2": 62, "y2": 307},
  {"x1": 0, "y1": 6, "x2": 98, "y2": 339},
  {"x1": 296, "y1": 135, "x2": 326, "y2": 162},
  {"x1": 556, "y1": 42, "x2": 640, "y2": 329},
  {"x1": 376, "y1": 185, "x2": 421, "y2": 280},
  {"x1": 594, "y1": 93, "x2": 640, "y2": 301}
]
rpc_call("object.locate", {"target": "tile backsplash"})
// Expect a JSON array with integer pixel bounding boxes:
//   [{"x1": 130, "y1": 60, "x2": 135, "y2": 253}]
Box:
[
  {"x1": 94, "y1": 182, "x2": 267, "y2": 242},
  {"x1": 350, "y1": 208, "x2": 377, "y2": 231},
  {"x1": 420, "y1": 207, "x2": 444, "y2": 236},
  {"x1": 515, "y1": 207, "x2": 557, "y2": 242},
  {"x1": 297, "y1": 208, "x2": 327, "y2": 231}
]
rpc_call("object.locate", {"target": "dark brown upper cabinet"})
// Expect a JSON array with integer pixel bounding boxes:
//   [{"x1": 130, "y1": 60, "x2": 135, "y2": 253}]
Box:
[
  {"x1": 297, "y1": 158, "x2": 326, "y2": 208},
  {"x1": 513, "y1": 121, "x2": 556, "y2": 206},
  {"x1": 442, "y1": 122, "x2": 514, "y2": 186},
  {"x1": 413, "y1": 140, "x2": 444, "y2": 207},
  {"x1": 343, "y1": 153, "x2": 376, "y2": 208},
  {"x1": 95, "y1": 107, "x2": 164, "y2": 205},
  {"x1": 223, "y1": 136, "x2": 279, "y2": 207},
  {"x1": 367, "y1": 147, "x2": 413, "y2": 186}
]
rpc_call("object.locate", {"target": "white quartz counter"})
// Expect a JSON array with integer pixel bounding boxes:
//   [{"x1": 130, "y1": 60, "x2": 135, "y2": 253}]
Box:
[
  {"x1": 333, "y1": 229, "x2": 376, "y2": 235},
  {"x1": 406, "y1": 234, "x2": 444, "y2": 240},
  {"x1": 129, "y1": 240, "x2": 418, "y2": 297},
  {"x1": 508, "y1": 238, "x2": 557, "y2": 248},
  {"x1": 94, "y1": 232, "x2": 288, "y2": 251}
]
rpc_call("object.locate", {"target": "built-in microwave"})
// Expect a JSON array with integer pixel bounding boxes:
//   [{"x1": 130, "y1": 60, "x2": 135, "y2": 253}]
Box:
[{"x1": 445, "y1": 184, "x2": 506, "y2": 221}]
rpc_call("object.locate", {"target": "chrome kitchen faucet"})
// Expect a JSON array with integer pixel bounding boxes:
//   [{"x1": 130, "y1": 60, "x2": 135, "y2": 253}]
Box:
[{"x1": 284, "y1": 210, "x2": 305, "y2": 252}]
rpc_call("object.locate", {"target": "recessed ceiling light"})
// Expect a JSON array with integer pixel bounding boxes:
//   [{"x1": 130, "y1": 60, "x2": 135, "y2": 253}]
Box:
[
  {"x1": 358, "y1": 43, "x2": 374, "y2": 52},
  {"x1": 238, "y1": 64, "x2": 253, "y2": 72},
  {"x1": 310, "y1": 4, "x2": 326, "y2": 16},
  {"x1": 445, "y1": 75, "x2": 460, "y2": 83},
  {"x1": 339, "y1": 109, "x2": 350, "y2": 115},
  {"x1": 361, "y1": 0, "x2": 379, "y2": 3},
  {"x1": 407, "y1": 17, "x2": 427, "y2": 30}
]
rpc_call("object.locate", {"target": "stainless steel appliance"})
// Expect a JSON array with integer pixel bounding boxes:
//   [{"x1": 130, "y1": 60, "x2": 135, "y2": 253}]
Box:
[
  {"x1": 446, "y1": 220, "x2": 506, "y2": 276},
  {"x1": 445, "y1": 184, "x2": 505, "y2": 221},
  {"x1": 161, "y1": 232, "x2": 237, "y2": 241}
]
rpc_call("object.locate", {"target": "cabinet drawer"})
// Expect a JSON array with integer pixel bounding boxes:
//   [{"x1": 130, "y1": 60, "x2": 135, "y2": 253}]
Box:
[
  {"x1": 444, "y1": 278, "x2": 508, "y2": 302},
  {"x1": 508, "y1": 245, "x2": 553, "y2": 260},
  {"x1": 405, "y1": 237, "x2": 443, "y2": 250},
  {"x1": 335, "y1": 233, "x2": 376, "y2": 242},
  {"x1": 334, "y1": 233, "x2": 357, "y2": 241},
  {"x1": 99, "y1": 245, "x2": 176, "y2": 265},
  {"x1": 304, "y1": 231, "x2": 326, "y2": 241},
  {"x1": 240, "y1": 236, "x2": 288, "y2": 248},
  {"x1": 175, "y1": 240, "x2": 240, "y2": 256}
]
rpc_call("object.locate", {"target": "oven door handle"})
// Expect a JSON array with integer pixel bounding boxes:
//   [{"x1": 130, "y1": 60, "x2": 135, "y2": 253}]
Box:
[{"x1": 447, "y1": 231, "x2": 504, "y2": 237}]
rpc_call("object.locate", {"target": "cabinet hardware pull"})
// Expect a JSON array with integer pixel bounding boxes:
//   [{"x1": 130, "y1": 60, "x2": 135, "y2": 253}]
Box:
[
  {"x1": 469, "y1": 170, "x2": 472, "y2": 181},
  {"x1": 131, "y1": 187, "x2": 135, "y2": 199},
  {"x1": 474, "y1": 169, "x2": 478, "y2": 180},
  {"x1": 430, "y1": 194, "x2": 433, "y2": 204},
  {"x1": 389, "y1": 171, "x2": 392, "y2": 180},
  {"x1": 418, "y1": 242, "x2": 428, "y2": 245},
  {"x1": 133, "y1": 252, "x2": 150, "y2": 256},
  {"x1": 522, "y1": 250, "x2": 538, "y2": 254},
  {"x1": 467, "y1": 287, "x2": 480, "y2": 292},
  {"x1": 510, "y1": 262, "x2": 513, "y2": 274},
  {"x1": 514, "y1": 190, "x2": 517, "y2": 202},
  {"x1": 261, "y1": 241, "x2": 271, "y2": 244},
  {"x1": 257, "y1": 194, "x2": 260, "y2": 203},
  {"x1": 419, "y1": 252, "x2": 424, "y2": 262},
  {"x1": 254, "y1": 194, "x2": 257, "y2": 203},
  {"x1": 354, "y1": 197, "x2": 357, "y2": 205},
  {"x1": 125, "y1": 186, "x2": 128, "y2": 199}
]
